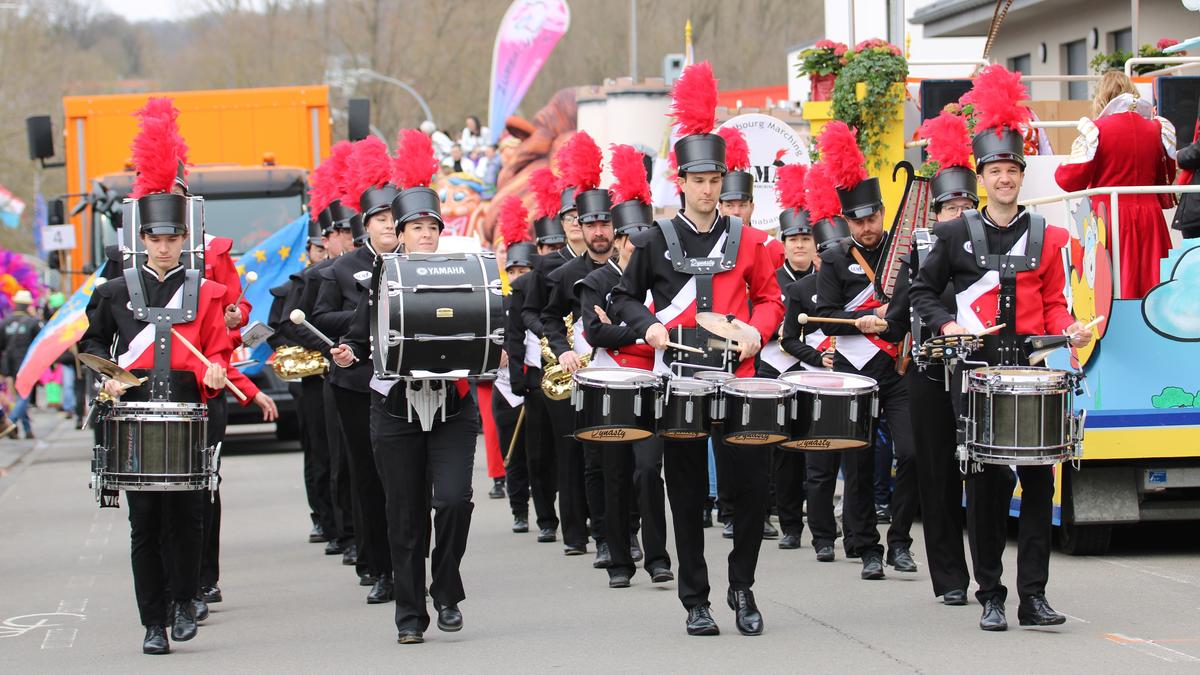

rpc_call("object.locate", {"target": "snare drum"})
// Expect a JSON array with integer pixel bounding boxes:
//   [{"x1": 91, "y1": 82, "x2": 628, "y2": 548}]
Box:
[
  {"x1": 656, "y1": 378, "x2": 718, "y2": 439},
  {"x1": 94, "y1": 401, "x2": 212, "y2": 491},
  {"x1": 777, "y1": 371, "x2": 879, "y2": 451},
  {"x1": 571, "y1": 367, "x2": 659, "y2": 443},
  {"x1": 965, "y1": 366, "x2": 1082, "y2": 465},
  {"x1": 720, "y1": 378, "x2": 795, "y2": 446}
]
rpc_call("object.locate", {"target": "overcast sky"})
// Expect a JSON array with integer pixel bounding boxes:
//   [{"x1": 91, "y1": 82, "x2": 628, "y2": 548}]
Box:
[{"x1": 98, "y1": 0, "x2": 207, "y2": 22}]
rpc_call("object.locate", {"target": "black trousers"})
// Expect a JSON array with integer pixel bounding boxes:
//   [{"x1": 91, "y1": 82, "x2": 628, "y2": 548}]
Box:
[
  {"x1": 805, "y1": 450, "x2": 842, "y2": 550},
  {"x1": 546, "y1": 396, "x2": 591, "y2": 547},
  {"x1": 324, "y1": 380, "x2": 356, "y2": 550},
  {"x1": 300, "y1": 376, "x2": 338, "y2": 538},
  {"x1": 493, "y1": 393, "x2": 529, "y2": 518},
  {"x1": 911, "y1": 369, "x2": 969, "y2": 597},
  {"x1": 198, "y1": 395, "x2": 227, "y2": 590},
  {"x1": 773, "y1": 448, "x2": 807, "y2": 536},
  {"x1": 333, "y1": 385, "x2": 391, "y2": 577},
  {"x1": 523, "y1": 385, "x2": 560, "y2": 532},
  {"x1": 713, "y1": 438, "x2": 735, "y2": 523},
  {"x1": 967, "y1": 464, "x2": 1054, "y2": 604},
  {"x1": 128, "y1": 490, "x2": 204, "y2": 626},
  {"x1": 371, "y1": 392, "x2": 477, "y2": 632},
  {"x1": 598, "y1": 436, "x2": 665, "y2": 578},
  {"x1": 631, "y1": 436, "x2": 669, "y2": 573}
]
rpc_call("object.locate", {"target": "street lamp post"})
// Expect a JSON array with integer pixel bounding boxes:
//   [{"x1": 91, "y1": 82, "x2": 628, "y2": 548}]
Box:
[{"x1": 352, "y1": 68, "x2": 435, "y2": 126}]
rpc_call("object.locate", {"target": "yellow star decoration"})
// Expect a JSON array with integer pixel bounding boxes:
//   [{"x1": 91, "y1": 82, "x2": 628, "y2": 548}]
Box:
[
  {"x1": 254, "y1": 250, "x2": 267, "y2": 263},
  {"x1": 58, "y1": 315, "x2": 89, "y2": 343},
  {"x1": 299, "y1": 253, "x2": 309, "y2": 264},
  {"x1": 236, "y1": 264, "x2": 246, "y2": 276},
  {"x1": 278, "y1": 245, "x2": 291, "y2": 260}
]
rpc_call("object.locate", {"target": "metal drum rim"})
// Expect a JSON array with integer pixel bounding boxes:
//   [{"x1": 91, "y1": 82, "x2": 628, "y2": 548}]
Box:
[
  {"x1": 574, "y1": 366, "x2": 659, "y2": 388},
  {"x1": 778, "y1": 371, "x2": 879, "y2": 394}
]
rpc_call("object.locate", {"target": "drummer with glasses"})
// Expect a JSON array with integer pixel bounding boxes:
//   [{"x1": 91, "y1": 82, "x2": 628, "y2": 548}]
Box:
[{"x1": 908, "y1": 66, "x2": 1091, "y2": 633}]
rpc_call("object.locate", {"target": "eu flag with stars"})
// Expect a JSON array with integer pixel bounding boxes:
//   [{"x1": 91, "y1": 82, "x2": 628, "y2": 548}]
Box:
[{"x1": 234, "y1": 214, "x2": 311, "y2": 375}]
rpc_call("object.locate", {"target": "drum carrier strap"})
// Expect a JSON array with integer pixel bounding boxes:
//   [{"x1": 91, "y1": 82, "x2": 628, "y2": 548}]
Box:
[
  {"x1": 963, "y1": 209, "x2": 1045, "y2": 366},
  {"x1": 123, "y1": 266, "x2": 202, "y2": 401}
]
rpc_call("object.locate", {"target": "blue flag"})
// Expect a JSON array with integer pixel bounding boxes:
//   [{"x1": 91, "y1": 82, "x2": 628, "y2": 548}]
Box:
[{"x1": 234, "y1": 214, "x2": 311, "y2": 375}]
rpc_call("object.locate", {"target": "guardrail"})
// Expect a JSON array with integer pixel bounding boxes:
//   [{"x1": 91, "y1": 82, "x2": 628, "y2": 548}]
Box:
[
  {"x1": 1021, "y1": 184, "x2": 1200, "y2": 298},
  {"x1": 1125, "y1": 57, "x2": 1200, "y2": 77}
]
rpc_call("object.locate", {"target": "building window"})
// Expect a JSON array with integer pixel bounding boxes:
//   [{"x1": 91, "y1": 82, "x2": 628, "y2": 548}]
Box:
[
  {"x1": 1063, "y1": 39, "x2": 1088, "y2": 100},
  {"x1": 1110, "y1": 28, "x2": 1132, "y2": 54},
  {"x1": 1008, "y1": 54, "x2": 1032, "y2": 75}
]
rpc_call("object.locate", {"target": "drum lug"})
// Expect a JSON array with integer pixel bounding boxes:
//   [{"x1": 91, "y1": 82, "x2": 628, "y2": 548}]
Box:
[
  {"x1": 956, "y1": 444, "x2": 969, "y2": 475},
  {"x1": 871, "y1": 395, "x2": 879, "y2": 419},
  {"x1": 776, "y1": 403, "x2": 785, "y2": 426},
  {"x1": 602, "y1": 392, "x2": 611, "y2": 417},
  {"x1": 655, "y1": 395, "x2": 663, "y2": 419},
  {"x1": 789, "y1": 397, "x2": 797, "y2": 420},
  {"x1": 634, "y1": 392, "x2": 643, "y2": 417},
  {"x1": 849, "y1": 397, "x2": 858, "y2": 423},
  {"x1": 812, "y1": 398, "x2": 821, "y2": 421},
  {"x1": 741, "y1": 402, "x2": 750, "y2": 426},
  {"x1": 684, "y1": 399, "x2": 694, "y2": 424}
]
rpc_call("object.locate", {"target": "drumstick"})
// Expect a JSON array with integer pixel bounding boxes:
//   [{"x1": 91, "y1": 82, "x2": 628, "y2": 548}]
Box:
[
  {"x1": 796, "y1": 312, "x2": 860, "y2": 326},
  {"x1": 289, "y1": 309, "x2": 336, "y2": 346},
  {"x1": 975, "y1": 323, "x2": 1008, "y2": 336},
  {"x1": 232, "y1": 271, "x2": 258, "y2": 309},
  {"x1": 170, "y1": 328, "x2": 248, "y2": 401},
  {"x1": 636, "y1": 339, "x2": 704, "y2": 354},
  {"x1": 1077, "y1": 315, "x2": 1105, "y2": 333}
]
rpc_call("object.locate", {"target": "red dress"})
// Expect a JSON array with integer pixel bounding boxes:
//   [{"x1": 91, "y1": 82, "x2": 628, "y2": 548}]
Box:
[{"x1": 1054, "y1": 110, "x2": 1175, "y2": 298}]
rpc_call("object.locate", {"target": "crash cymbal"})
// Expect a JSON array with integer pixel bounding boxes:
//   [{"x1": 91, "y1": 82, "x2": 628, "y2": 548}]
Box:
[
  {"x1": 694, "y1": 312, "x2": 757, "y2": 344},
  {"x1": 77, "y1": 353, "x2": 144, "y2": 387}
]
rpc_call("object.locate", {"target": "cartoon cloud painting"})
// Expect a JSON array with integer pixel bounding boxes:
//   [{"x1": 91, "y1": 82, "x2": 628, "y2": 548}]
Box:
[{"x1": 1142, "y1": 246, "x2": 1200, "y2": 342}]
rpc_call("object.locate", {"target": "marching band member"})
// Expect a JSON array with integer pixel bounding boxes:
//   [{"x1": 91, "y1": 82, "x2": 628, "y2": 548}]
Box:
[
  {"x1": 812, "y1": 121, "x2": 918, "y2": 581},
  {"x1": 332, "y1": 129, "x2": 476, "y2": 645},
  {"x1": 610, "y1": 62, "x2": 784, "y2": 636},
  {"x1": 312, "y1": 137, "x2": 399, "y2": 604},
  {"x1": 910, "y1": 66, "x2": 1091, "y2": 631},
  {"x1": 577, "y1": 144, "x2": 670, "y2": 588}
]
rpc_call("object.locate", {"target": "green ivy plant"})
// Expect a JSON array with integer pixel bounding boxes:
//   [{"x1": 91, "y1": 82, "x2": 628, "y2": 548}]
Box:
[{"x1": 830, "y1": 39, "x2": 909, "y2": 170}]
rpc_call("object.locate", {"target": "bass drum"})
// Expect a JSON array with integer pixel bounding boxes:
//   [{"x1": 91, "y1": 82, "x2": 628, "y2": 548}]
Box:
[
  {"x1": 371, "y1": 252, "x2": 505, "y2": 378},
  {"x1": 777, "y1": 371, "x2": 878, "y2": 451}
]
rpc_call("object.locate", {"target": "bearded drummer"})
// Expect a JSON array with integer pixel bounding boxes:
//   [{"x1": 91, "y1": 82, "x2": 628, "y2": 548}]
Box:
[
  {"x1": 609, "y1": 62, "x2": 784, "y2": 637},
  {"x1": 909, "y1": 66, "x2": 1091, "y2": 632}
]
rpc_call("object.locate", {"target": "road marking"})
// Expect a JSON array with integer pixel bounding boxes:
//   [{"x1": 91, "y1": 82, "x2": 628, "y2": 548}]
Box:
[
  {"x1": 1061, "y1": 612, "x2": 1091, "y2": 624},
  {"x1": 76, "y1": 554, "x2": 102, "y2": 566},
  {"x1": 66, "y1": 575, "x2": 95, "y2": 589},
  {"x1": 1106, "y1": 633, "x2": 1200, "y2": 663},
  {"x1": 1100, "y1": 558, "x2": 1200, "y2": 588},
  {"x1": 56, "y1": 599, "x2": 87, "y2": 614},
  {"x1": 40, "y1": 627, "x2": 77, "y2": 649},
  {"x1": 83, "y1": 537, "x2": 108, "y2": 548}
]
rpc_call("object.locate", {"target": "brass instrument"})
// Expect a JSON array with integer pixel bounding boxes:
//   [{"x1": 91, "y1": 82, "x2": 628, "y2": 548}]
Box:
[
  {"x1": 271, "y1": 346, "x2": 329, "y2": 381},
  {"x1": 540, "y1": 312, "x2": 591, "y2": 400}
]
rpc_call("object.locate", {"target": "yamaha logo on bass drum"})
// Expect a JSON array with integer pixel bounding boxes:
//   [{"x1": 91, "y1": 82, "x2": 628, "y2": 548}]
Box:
[{"x1": 415, "y1": 265, "x2": 467, "y2": 276}]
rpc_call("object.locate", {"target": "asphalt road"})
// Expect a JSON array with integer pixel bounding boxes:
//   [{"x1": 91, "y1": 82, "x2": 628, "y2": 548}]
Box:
[{"x1": 2, "y1": 410, "x2": 1199, "y2": 672}]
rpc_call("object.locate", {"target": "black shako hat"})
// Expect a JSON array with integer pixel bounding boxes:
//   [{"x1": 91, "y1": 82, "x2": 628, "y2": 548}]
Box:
[
  {"x1": 317, "y1": 207, "x2": 334, "y2": 236},
  {"x1": 534, "y1": 215, "x2": 565, "y2": 245},
  {"x1": 307, "y1": 214, "x2": 323, "y2": 246},
  {"x1": 931, "y1": 166, "x2": 980, "y2": 207},
  {"x1": 778, "y1": 208, "x2": 813, "y2": 239},
  {"x1": 836, "y1": 176, "x2": 883, "y2": 220},
  {"x1": 720, "y1": 170, "x2": 753, "y2": 201},
  {"x1": 674, "y1": 133, "x2": 727, "y2": 175},
  {"x1": 137, "y1": 192, "x2": 188, "y2": 235},
  {"x1": 972, "y1": 128, "x2": 1026, "y2": 171},
  {"x1": 505, "y1": 242, "x2": 537, "y2": 270},
  {"x1": 558, "y1": 187, "x2": 577, "y2": 217},
  {"x1": 328, "y1": 200, "x2": 356, "y2": 231},
  {"x1": 575, "y1": 188, "x2": 612, "y2": 224},
  {"x1": 612, "y1": 199, "x2": 653, "y2": 236},
  {"x1": 813, "y1": 216, "x2": 851, "y2": 252},
  {"x1": 359, "y1": 184, "x2": 400, "y2": 222},
  {"x1": 391, "y1": 186, "x2": 445, "y2": 230}
]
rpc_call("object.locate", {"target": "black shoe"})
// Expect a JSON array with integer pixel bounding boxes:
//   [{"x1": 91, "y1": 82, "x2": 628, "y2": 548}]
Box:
[
  {"x1": 861, "y1": 554, "x2": 886, "y2": 580},
  {"x1": 192, "y1": 597, "x2": 209, "y2": 622},
  {"x1": 1018, "y1": 594, "x2": 1066, "y2": 626},
  {"x1": 24, "y1": 429, "x2": 34, "y2": 440},
  {"x1": 512, "y1": 516, "x2": 529, "y2": 533},
  {"x1": 537, "y1": 528, "x2": 557, "y2": 543},
  {"x1": 199, "y1": 585, "x2": 222, "y2": 604},
  {"x1": 593, "y1": 542, "x2": 612, "y2": 568},
  {"x1": 815, "y1": 546, "x2": 835, "y2": 562},
  {"x1": 359, "y1": 573, "x2": 378, "y2": 587},
  {"x1": 649, "y1": 566, "x2": 675, "y2": 583},
  {"x1": 887, "y1": 547, "x2": 918, "y2": 573},
  {"x1": 762, "y1": 520, "x2": 779, "y2": 540},
  {"x1": 342, "y1": 544, "x2": 358, "y2": 566},
  {"x1": 397, "y1": 629, "x2": 424, "y2": 644},
  {"x1": 564, "y1": 544, "x2": 587, "y2": 556},
  {"x1": 609, "y1": 573, "x2": 631, "y2": 589},
  {"x1": 722, "y1": 521, "x2": 734, "y2": 539},
  {"x1": 436, "y1": 603, "x2": 463, "y2": 632},
  {"x1": 778, "y1": 533, "x2": 802, "y2": 550},
  {"x1": 171, "y1": 601, "x2": 198, "y2": 642},
  {"x1": 875, "y1": 503, "x2": 891, "y2": 523},
  {"x1": 488, "y1": 478, "x2": 505, "y2": 499},
  {"x1": 685, "y1": 604, "x2": 720, "y2": 636},
  {"x1": 727, "y1": 589, "x2": 764, "y2": 636},
  {"x1": 702, "y1": 510, "x2": 713, "y2": 528},
  {"x1": 979, "y1": 598, "x2": 1008, "y2": 631},
  {"x1": 630, "y1": 534, "x2": 643, "y2": 563},
  {"x1": 943, "y1": 589, "x2": 969, "y2": 606},
  {"x1": 367, "y1": 576, "x2": 394, "y2": 604},
  {"x1": 308, "y1": 523, "x2": 328, "y2": 543},
  {"x1": 142, "y1": 625, "x2": 170, "y2": 655},
  {"x1": 325, "y1": 538, "x2": 346, "y2": 555}
]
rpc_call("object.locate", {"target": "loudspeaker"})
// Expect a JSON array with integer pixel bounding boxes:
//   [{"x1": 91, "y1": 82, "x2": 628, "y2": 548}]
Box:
[
  {"x1": 47, "y1": 198, "x2": 65, "y2": 225},
  {"x1": 1157, "y1": 77, "x2": 1200, "y2": 152},
  {"x1": 919, "y1": 80, "x2": 974, "y2": 122},
  {"x1": 348, "y1": 98, "x2": 371, "y2": 142},
  {"x1": 26, "y1": 115, "x2": 55, "y2": 161}
]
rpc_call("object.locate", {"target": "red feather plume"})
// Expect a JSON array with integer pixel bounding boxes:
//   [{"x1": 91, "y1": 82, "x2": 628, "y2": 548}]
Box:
[
  {"x1": 717, "y1": 126, "x2": 751, "y2": 172},
  {"x1": 918, "y1": 112, "x2": 973, "y2": 170},
  {"x1": 530, "y1": 166, "x2": 561, "y2": 219},
  {"x1": 816, "y1": 120, "x2": 867, "y2": 189},
  {"x1": 775, "y1": 163, "x2": 808, "y2": 211},
  {"x1": 307, "y1": 160, "x2": 333, "y2": 216},
  {"x1": 960, "y1": 64, "x2": 1030, "y2": 135},
  {"x1": 805, "y1": 163, "x2": 842, "y2": 223},
  {"x1": 391, "y1": 129, "x2": 439, "y2": 190},
  {"x1": 498, "y1": 195, "x2": 532, "y2": 245},
  {"x1": 325, "y1": 140, "x2": 357, "y2": 212},
  {"x1": 346, "y1": 136, "x2": 393, "y2": 203},
  {"x1": 668, "y1": 150, "x2": 681, "y2": 195},
  {"x1": 609, "y1": 144, "x2": 652, "y2": 205},
  {"x1": 555, "y1": 131, "x2": 602, "y2": 192},
  {"x1": 130, "y1": 97, "x2": 189, "y2": 199},
  {"x1": 668, "y1": 61, "x2": 719, "y2": 136}
]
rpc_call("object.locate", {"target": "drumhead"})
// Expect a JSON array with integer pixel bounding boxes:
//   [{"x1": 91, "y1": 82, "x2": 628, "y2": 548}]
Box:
[
  {"x1": 779, "y1": 371, "x2": 878, "y2": 394},
  {"x1": 574, "y1": 367, "x2": 658, "y2": 388},
  {"x1": 723, "y1": 378, "x2": 794, "y2": 398},
  {"x1": 107, "y1": 401, "x2": 208, "y2": 420},
  {"x1": 968, "y1": 366, "x2": 1070, "y2": 387},
  {"x1": 693, "y1": 370, "x2": 735, "y2": 383},
  {"x1": 667, "y1": 378, "x2": 716, "y2": 395}
]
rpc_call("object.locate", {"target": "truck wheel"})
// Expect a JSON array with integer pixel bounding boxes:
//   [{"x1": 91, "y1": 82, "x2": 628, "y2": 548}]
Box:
[
  {"x1": 276, "y1": 414, "x2": 300, "y2": 441},
  {"x1": 1060, "y1": 470, "x2": 1113, "y2": 555}
]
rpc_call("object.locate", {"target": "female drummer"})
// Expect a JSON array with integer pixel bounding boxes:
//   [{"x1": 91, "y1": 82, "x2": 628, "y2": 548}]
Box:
[{"x1": 331, "y1": 129, "x2": 476, "y2": 645}]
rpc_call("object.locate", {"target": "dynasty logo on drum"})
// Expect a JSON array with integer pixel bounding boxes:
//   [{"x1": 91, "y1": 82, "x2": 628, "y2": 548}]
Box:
[{"x1": 587, "y1": 428, "x2": 628, "y2": 440}]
